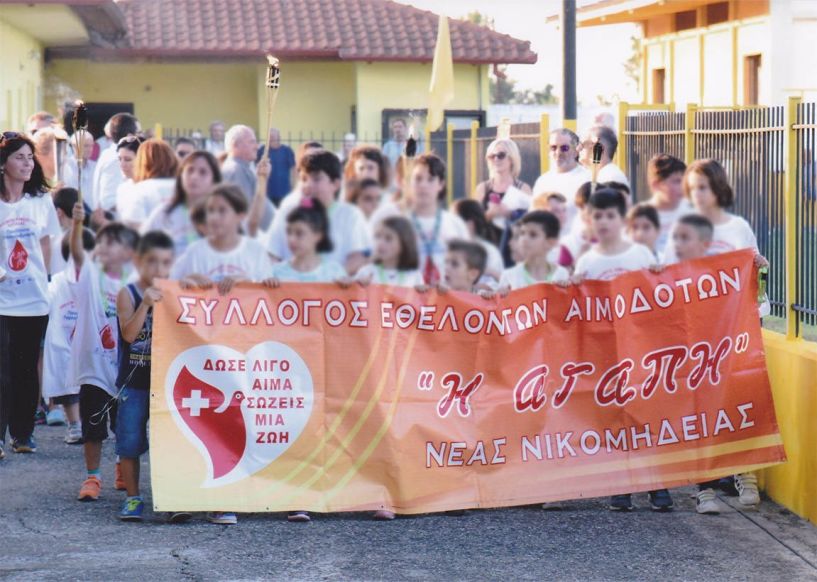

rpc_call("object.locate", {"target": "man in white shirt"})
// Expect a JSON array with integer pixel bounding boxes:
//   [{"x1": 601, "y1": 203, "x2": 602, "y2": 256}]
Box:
[
  {"x1": 579, "y1": 125, "x2": 630, "y2": 189},
  {"x1": 205, "y1": 120, "x2": 225, "y2": 156},
  {"x1": 90, "y1": 113, "x2": 140, "y2": 212},
  {"x1": 532, "y1": 128, "x2": 591, "y2": 229}
]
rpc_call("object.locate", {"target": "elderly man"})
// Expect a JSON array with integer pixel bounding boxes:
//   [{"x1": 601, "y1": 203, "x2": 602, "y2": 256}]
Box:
[
  {"x1": 578, "y1": 124, "x2": 629, "y2": 188},
  {"x1": 63, "y1": 130, "x2": 96, "y2": 195},
  {"x1": 532, "y1": 128, "x2": 590, "y2": 228},
  {"x1": 221, "y1": 124, "x2": 275, "y2": 231}
]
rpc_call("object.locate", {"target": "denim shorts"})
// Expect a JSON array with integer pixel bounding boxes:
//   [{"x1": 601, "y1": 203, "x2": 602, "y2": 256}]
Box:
[{"x1": 115, "y1": 387, "x2": 150, "y2": 458}]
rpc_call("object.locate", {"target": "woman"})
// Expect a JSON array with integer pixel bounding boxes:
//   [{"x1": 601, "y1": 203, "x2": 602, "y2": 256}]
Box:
[
  {"x1": 472, "y1": 139, "x2": 532, "y2": 260},
  {"x1": 117, "y1": 138, "x2": 177, "y2": 229},
  {"x1": 112, "y1": 135, "x2": 143, "y2": 221},
  {"x1": 0, "y1": 132, "x2": 61, "y2": 456},
  {"x1": 142, "y1": 150, "x2": 221, "y2": 255}
]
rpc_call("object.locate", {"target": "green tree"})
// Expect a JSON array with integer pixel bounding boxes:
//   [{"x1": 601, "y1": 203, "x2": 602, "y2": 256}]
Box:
[{"x1": 623, "y1": 35, "x2": 641, "y2": 93}]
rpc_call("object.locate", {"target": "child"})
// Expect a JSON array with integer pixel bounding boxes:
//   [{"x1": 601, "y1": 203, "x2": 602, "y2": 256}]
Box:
[
  {"x1": 50, "y1": 187, "x2": 82, "y2": 275},
  {"x1": 356, "y1": 216, "x2": 424, "y2": 287},
  {"x1": 42, "y1": 230, "x2": 95, "y2": 446},
  {"x1": 343, "y1": 146, "x2": 391, "y2": 192},
  {"x1": 115, "y1": 230, "x2": 176, "y2": 522},
  {"x1": 69, "y1": 204, "x2": 138, "y2": 501},
  {"x1": 572, "y1": 189, "x2": 669, "y2": 512},
  {"x1": 266, "y1": 150, "x2": 370, "y2": 276},
  {"x1": 558, "y1": 182, "x2": 594, "y2": 271},
  {"x1": 508, "y1": 223, "x2": 525, "y2": 265},
  {"x1": 671, "y1": 214, "x2": 713, "y2": 263},
  {"x1": 626, "y1": 203, "x2": 661, "y2": 261},
  {"x1": 645, "y1": 154, "x2": 691, "y2": 254},
  {"x1": 265, "y1": 198, "x2": 347, "y2": 286},
  {"x1": 452, "y1": 199, "x2": 504, "y2": 284},
  {"x1": 498, "y1": 211, "x2": 569, "y2": 290},
  {"x1": 346, "y1": 178, "x2": 383, "y2": 221},
  {"x1": 172, "y1": 184, "x2": 274, "y2": 295},
  {"x1": 532, "y1": 192, "x2": 568, "y2": 229},
  {"x1": 440, "y1": 240, "x2": 487, "y2": 293}
]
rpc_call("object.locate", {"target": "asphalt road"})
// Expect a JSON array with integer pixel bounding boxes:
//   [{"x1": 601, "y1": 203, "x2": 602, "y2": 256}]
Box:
[{"x1": 2, "y1": 425, "x2": 817, "y2": 581}]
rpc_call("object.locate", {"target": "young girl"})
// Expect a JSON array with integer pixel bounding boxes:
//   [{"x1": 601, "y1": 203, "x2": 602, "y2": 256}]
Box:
[
  {"x1": 265, "y1": 198, "x2": 346, "y2": 287},
  {"x1": 343, "y1": 145, "x2": 390, "y2": 193},
  {"x1": 0, "y1": 132, "x2": 61, "y2": 457},
  {"x1": 142, "y1": 151, "x2": 221, "y2": 255},
  {"x1": 452, "y1": 199, "x2": 504, "y2": 284},
  {"x1": 346, "y1": 178, "x2": 383, "y2": 221},
  {"x1": 356, "y1": 216, "x2": 423, "y2": 287},
  {"x1": 172, "y1": 184, "x2": 273, "y2": 297}
]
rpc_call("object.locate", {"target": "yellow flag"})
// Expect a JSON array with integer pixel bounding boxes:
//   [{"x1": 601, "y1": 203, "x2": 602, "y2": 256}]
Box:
[{"x1": 428, "y1": 14, "x2": 454, "y2": 132}]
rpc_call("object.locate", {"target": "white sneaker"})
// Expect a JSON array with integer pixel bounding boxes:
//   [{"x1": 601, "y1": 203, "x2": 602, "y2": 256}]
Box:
[
  {"x1": 207, "y1": 512, "x2": 238, "y2": 525},
  {"x1": 735, "y1": 473, "x2": 760, "y2": 506},
  {"x1": 64, "y1": 423, "x2": 82, "y2": 444},
  {"x1": 696, "y1": 488, "x2": 720, "y2": 514}
]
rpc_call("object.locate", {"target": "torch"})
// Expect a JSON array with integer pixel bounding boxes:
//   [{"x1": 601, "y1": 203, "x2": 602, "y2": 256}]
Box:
[
  {"x1": 263, "y1": 55, "x2": 281, "y2": 157},
  {"x1": 590, "y1": 139, "x2": 603, "y2": 194},
  {"x1": 72, "y1": 101, "x2": 88, "y2": 206},
  {"x1": 401, "y1": 125, "x2": 418, "y2": 208}
]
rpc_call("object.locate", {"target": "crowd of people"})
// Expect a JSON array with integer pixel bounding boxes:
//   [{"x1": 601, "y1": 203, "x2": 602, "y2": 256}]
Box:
[{"x1": 0, "y1": 108, "x2": 767, "y2": 524}]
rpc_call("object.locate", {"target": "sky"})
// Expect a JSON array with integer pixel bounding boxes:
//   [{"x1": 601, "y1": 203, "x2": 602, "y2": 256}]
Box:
[{"x1": 397, "y1": 0, "x2": 641, "y2": 105}]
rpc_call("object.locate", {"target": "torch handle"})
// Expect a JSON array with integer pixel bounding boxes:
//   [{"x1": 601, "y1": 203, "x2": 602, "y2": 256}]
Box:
[{"x1": 74, "y1": 129, "x2": 84, "y2": 207}]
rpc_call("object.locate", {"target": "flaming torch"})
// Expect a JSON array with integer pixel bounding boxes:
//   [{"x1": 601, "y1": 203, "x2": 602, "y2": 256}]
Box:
[
  {"x1": 590, "y1": 139, "x2": 604, "y2": 194},
  {"x1": 263, "y1": 55, "x2": 281, "y2": 156},
  {"x1": 72, "y1": 101, "x2": 89, "y2": 205}
]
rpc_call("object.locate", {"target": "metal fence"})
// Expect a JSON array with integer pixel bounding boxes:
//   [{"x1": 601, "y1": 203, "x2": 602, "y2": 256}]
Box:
[
  {"x1": 794, "y1": 102, "x2": 817, "y2": 330},
  {"x1": 622, "y1": 108, "x2": 685, "y2": 202}
]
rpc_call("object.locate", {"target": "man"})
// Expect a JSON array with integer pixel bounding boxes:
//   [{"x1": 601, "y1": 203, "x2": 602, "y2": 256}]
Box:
[
  {"x1": 174, "y1": 137, "x2": 196, "y2": 160},
  {"x1": 221, "y1": 124, "x2": 275, "y2": 230},
  {"x1": 264, "y1": 128, "x2": 295, "y2": 207},
  {"x1": 91, "y1": 112, "x2": 140, "y2": 212},
  {"x1": 63, "y1": 130, "x2": 96, "y2": 196},
  {"x1": 579, "y1": 125, "x2": 629, "y2": 188},
  {"x1": 205, "y1": 121, "x2": 226, "y2": 156},
  {"x1": 26, "y1": 111, "x2": 56, "y2": 135},
  {"x1": 336, "y1": 132, "x2": 356, "y2": 165},
  {"x1": 532, "y1": 128, "x2": 591, "y2": 228},
  {"x1": 382, "y1": 118, "x2": 423, "y2": 168}
]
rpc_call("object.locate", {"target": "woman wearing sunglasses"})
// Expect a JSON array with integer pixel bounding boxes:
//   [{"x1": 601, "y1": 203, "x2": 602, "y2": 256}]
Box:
[{"x1": 473, "y1": 139, "x2": 531, "y2": 260}]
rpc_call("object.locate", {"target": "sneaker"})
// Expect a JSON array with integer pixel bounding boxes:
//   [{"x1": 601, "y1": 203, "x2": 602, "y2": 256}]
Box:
[
  {"x1": 34, "y1": 406, "x2": 46, "y2": 425},
  {"x1": 542, "y1": 501, "x2": 564, "y2": 510},
  {"x1": 735, "y1": 473, "x2": 760, "y2": 506},
  {"x1": 11, "y1": 437, "x2": 37, "y2": 453},
  {"x1": 696, "y1": 488, "x2": 721, "y2": 514},
  {"x1": 64, "y1": 423, "x2": 82, "y2": 445},
  {"x1": 207, "y1": 512, "x2": 238, "y2": 525},
  {"x1": 114, "y1": 462, "x2": 127, "y2": 491},
  {"x1": 46, "y1": 407, "x2": 66, "y2": 426},
  {"x1": 78, "y1": 476, "x2": 102, "y2": 501},
  {"x1": 119, "y1": 497, "x2": 144, "y2": 522},
  {"x1": 0, "y1": 442, "x2": 5, "y2": 460},
  {"x1": 609, "y1": 494, "x2": 634, "y2": 511},
  {"x1": 168, "y1": 512, "x2": 193, "y2": 524},
  {"x1": 648, "y1": 489, "x2": 674, "y2": 512},
  {"x1": 287, "y1": 511, "x2": 311, "y2": 522},
  {"x1": 373, "y1": 510, "x2": 395, "y2": 521},
  {"x1": 718, "y1": 476, "x2": 739, "y2": 496}
]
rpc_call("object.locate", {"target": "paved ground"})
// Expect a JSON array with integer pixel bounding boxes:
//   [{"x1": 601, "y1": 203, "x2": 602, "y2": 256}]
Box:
[{"x1": 2, "y1": 425, "x2": 817, "y2": 581}]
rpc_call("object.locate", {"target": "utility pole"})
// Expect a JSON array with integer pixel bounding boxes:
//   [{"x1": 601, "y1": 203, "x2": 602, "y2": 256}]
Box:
[{"x1": 561, "y1": 0, "x2": 577, "y2": 131}]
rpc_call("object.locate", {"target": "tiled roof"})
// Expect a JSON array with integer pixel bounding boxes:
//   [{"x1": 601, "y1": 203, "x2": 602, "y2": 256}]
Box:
[{"x1": 113, "y1": 0, "x2": 537, "y2": 64}]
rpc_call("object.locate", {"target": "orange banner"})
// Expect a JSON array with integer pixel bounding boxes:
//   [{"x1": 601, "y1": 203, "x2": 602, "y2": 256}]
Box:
[{"x1": 150, "y1": 249, "x2": 785, "y2": 513}]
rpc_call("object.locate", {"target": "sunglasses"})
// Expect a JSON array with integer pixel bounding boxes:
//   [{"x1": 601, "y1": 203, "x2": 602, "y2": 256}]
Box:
[
  {"x1": 487, "y1": 151, "x2": 508, "y2": 161},
  {"x1": 550, "y1": 144, "x2": 572, "y2": 153},
  {"x1": 1, "y1": 131, "x2": 21, "y2": 142}
]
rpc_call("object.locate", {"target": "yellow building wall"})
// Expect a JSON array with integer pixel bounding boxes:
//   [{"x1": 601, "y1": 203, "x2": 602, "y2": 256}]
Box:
[
  {"x1": 759, "y1": 331, "x2": 817, "y2": 524},
  {"x1": 702, "y1": 29, "x2": 731, "y2": 105},
  {"x1": 354, "y1": 62, "x2": 487, "y2": 143},
  {"x1": 0, "y1": 17, "x2": 44, "y2": 131},
  {"x1": 46, "y1": 59, "x2": 260, "y2": 133}
]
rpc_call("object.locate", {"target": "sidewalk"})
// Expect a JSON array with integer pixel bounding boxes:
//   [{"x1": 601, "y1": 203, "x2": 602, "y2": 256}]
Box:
[{"x1": 2, "y1": 425, "x2": 817, "y2": 581}]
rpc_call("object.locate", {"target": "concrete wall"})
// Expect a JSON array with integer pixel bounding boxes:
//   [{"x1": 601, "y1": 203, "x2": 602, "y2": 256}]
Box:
[{"x1": 0, "y1": 18, "x2": 44, "y2": 130}]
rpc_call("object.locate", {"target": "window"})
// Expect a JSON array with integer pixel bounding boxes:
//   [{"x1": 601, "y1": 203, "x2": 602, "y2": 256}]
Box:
[
  {"x1": 744, "y1": 55, "x2": 761, "y2": 105},
  {"x1": 706, "y1": 2, "x2": 730, "y2": 25},
  {"x1": 674, "y1": 10, "x2": 697, "y2": 32},
  {"x1": 652, "y1": 68, "x2": 666, "y2": 104}
]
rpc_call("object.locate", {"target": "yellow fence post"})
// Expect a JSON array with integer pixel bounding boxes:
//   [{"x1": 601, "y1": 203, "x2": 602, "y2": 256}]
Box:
[
  {"x1": 424, "y1": 125, "x2": 432, "y2": 154},
  {"x1": 684, "y1": 103, "x2": 697, "y2": 165},
  {"x1": 785, "y1": 96, "x2": 801, "y2": 340},
  {"x1": 469, "y1": 120, "x2": 479, "y2": 198},
  {"x1": 539, "y1": 113, "x2": 549, "y2": 174},
  {"x1": 617, "y1": 101, "x2": 628, "y2": 171},
  {"x1": 154, "y1": 123, "x2": 163, "y2": 141},
  {"x1": 446, "y1": 122, "x2": 454, "y2": 207}
]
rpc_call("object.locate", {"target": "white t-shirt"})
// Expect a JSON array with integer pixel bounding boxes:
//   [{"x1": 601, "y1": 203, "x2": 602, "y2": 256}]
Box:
[
  {"x1": 69, "y1": 259, "x2": 128, "y2": 394},
  {"x1": 532, "y1": 165, "x2": 591, "y2": 229},
  {"x1": 118, "y1": 178, "x2": 175, "y2": 226},
  {"x1": 648, "y1": 198, "x2": 693, "y2": 255},
  {"x1": 91, "y1": 145, "x2": 123, "y2": 211},
  {"x1": 49, "y1": 227, "x2": 69, "y2": 276},
  {"x1": 499, "y1": 262, "x2": 570, "y2": 290},
  {"x1": 479, "y1": 238, "x2": 504, "y2": 280},
  {"x1": 265, "y1": 194, "x2": 370, "y2": 267},
  {"x1": 270, "y1": 257, "x2": 347, "y2": 283},
  {"x1": 0, "y1": 193, "x2": 61, "y2": 316},
  {"x1": 597, "y1": 163, "x2": 630, "y2": 189},
  {"x1": 355, "y1": 263, "x2": 424, "y2": 288},
  {"x1": 172, "y1": 236, "x2": 273, "y2": 282},
  {"x1": 411, "y1": 210, "x2": 471, "y2": 281},
  {"x1": 43, "y1": 270, "x2": 80, "y2": 399},
  {"x1": 574, "y1": 243, "x2": 656, "y2": 281},
  {"x1": 141, "y1": 203, "x2": 199, "y2": 257},
  {"x1": 709, "y1": 214, "x2": 758, "y2": 255}
]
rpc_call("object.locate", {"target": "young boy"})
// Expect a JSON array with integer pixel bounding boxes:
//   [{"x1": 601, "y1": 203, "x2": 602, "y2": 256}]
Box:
[
  {"x1": 645, "y1": 154, "x2": 690, "y2": 255},
  {"x1": 499, "y1": 211, "x2": 569, "y2": 290},
  {"x1": 265, "y1": 149, "x2": 370, "y2": 275},
  {"x1": 626, "y1": 203, "x2": 661, "y2": 262},
  {"x1": 70, "y1": 203, "x2": 138, "y2": 501},
  {"x1": 116, "y1": 231, "x2": 176, "y2": 522},
  {"x1": 572, "y1": 189, "x2": 670, "y2": 512},
  {"x1": 440, "y1": 240, "x2": 487, "y2": 293},
  {"x1": 51, "y1": 187, "x2": 81, "y2": 275}
]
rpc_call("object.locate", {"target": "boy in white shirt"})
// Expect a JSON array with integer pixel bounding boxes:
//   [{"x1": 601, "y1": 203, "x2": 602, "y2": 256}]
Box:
[
  {"x1": 499, "y1": 211, "x2": 569, "y2": 291},
  {"x1": 440, "y1": 240, "x2": 487, "y2": 294},
  {"x1": 626, "y1": 203, "x2": 661, "y2": 262}
]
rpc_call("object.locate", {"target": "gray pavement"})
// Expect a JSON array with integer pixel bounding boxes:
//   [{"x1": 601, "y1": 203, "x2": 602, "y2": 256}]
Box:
[{"x1": 2, "y1": 425, "x2": 817, "y2": 581}]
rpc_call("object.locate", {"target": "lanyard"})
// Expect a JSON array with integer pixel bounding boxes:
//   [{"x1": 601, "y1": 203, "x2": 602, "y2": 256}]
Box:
[
  {"x1": 376, "y1": 264, "x2": 406, "y2": 286},
  {"x1": 411, "y1": 209, "x2": 442, "y2": 257},
  {"x1": 522, "y1": 263, "x2": 554, "y2": 286}
]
